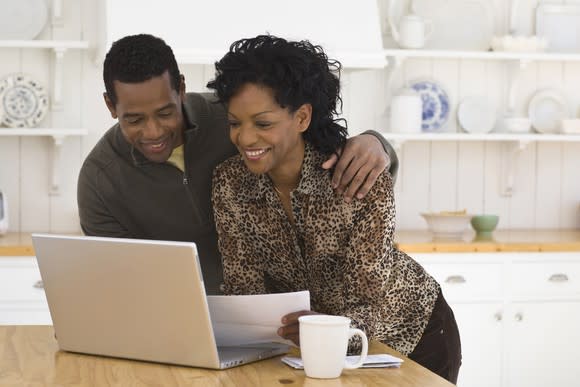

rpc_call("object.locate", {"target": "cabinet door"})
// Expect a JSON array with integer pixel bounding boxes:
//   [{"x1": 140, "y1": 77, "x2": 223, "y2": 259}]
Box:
[
  {"x1": 0, "y1": 257, "x2": 51, "y2": 324},
  {"x1": 507, "y1": 302, "x2": 580, "y2": 387},
  {"x1": 452, "y1": 303, "x2": 503, "y2": 387}
]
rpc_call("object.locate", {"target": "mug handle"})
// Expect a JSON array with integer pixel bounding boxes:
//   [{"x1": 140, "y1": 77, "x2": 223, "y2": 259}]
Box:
[{"x1": 343, "y1": 328, "x2": 368, "y2": 369}]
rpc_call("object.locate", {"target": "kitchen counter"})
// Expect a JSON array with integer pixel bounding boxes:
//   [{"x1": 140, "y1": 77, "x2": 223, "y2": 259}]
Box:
[
  {"x1": 0, "y1": 232, "x2": 34, "y2": 255},
  {"x1": 2, "y1": 230, "x2": 580, "y2": 256},
  {"x1": 396, "y1": 229, "x2": 580, "y2": 253},
  {"x1": 0, "y1": 326, "x2": 452, "y2": 387}
]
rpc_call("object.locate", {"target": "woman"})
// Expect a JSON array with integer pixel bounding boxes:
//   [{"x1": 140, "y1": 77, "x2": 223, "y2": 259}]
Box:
[{"x1": 207, "y1": 35, "x2": 461, "y2": 383}]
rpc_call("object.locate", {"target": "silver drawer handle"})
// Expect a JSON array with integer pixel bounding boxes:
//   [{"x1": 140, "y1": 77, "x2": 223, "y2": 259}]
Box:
[
  {"x1": 445, "y1": 275, "x2": 466, "y2": 284},
  {"x1": 548, "y1": 274, "x2": 569, "y2": 283},
  {"x1": 33, "y1": 280, "x2": 44, "y2": 289}
]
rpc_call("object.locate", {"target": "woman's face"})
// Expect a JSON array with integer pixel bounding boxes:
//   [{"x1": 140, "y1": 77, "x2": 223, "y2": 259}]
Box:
[{"x1": 227, "y1": 83, "x2": 311, "y2": 177}]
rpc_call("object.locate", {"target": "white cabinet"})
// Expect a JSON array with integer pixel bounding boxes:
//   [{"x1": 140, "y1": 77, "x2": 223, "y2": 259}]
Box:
[
  {"x1": 0, "y1": 257, "x2": 51, "y2": 325},
  {"x1": 452, "y1": 303, "x2": 503, "y2": 387},
  {"x1": 507, "y1": 302, "x2": 580, "y2": 387},
  {"x1": 420, "y1": 257, "x2": 505, "y2": 387},
  {"x1": 415, "y1": 252, "x2": 580, "y2": 387}
]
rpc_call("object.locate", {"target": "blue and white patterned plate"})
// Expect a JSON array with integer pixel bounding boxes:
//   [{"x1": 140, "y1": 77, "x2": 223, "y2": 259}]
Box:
[
  {"x1": 409, "y1": 79, "x2": 450, "y2": 132},
  {"x1": 0, "y1": 73, "x2": 49, "y2": 128}
]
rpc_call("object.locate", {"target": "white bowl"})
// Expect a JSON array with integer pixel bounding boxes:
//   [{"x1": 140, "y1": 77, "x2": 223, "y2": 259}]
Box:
[
  {"x1": 501, "y1": 117, "x2": 531, "y2": 133},
  {"x1": 561, "y1": 119, "x2": 580, "y2": 134},
  {"x1": 421, "y1": 212, "x2": 473, "y2": 239},
  {"x1": 491, "y1": 35, "x2": 548, "y2": 52}
]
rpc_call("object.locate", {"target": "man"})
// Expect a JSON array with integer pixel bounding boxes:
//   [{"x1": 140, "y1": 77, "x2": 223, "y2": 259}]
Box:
[{"x1": 78, "y1": 34, "x2": 398, "y2": 294}]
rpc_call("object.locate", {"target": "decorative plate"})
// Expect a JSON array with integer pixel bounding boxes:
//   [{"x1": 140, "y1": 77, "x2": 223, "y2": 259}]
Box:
[
  {"x1": 0, "y1": 0, "x2": 48, "y2": 40},
  {"x1": 457, "y1": 96, "x2": 497, "y2": 133},
  {"x1": 409, "y1": 79, "x2": 450, "y2": 132},
  {"x1": 528, "y1": 89, "x2": 569, "y2": 134},
  {"x1": 0, "y1": 74, "x2": 49, "y2": 128}
]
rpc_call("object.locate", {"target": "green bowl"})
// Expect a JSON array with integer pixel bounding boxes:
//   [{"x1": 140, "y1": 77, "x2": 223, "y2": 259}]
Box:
[{"x1": 470, "y1": 215, "x2": 499, "y2": 236}]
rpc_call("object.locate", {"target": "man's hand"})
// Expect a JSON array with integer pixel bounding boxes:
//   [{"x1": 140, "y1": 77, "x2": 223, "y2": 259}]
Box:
[
  {"x1": 277, "y1": 310, "x2": 320, "y2": 346},
  {"x1": 322, "y1": 134, "x2": 390, "y2": 202}
]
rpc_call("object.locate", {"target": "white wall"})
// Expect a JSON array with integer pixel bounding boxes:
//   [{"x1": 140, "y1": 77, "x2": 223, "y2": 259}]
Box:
[{"x1": 0, "y1": 0, "x2": 578, "y2": 234}]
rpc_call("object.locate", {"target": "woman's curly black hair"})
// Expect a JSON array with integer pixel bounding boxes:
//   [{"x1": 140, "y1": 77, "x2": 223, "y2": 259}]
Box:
[
  {"x1": 103, "y1": 34, "x2": 181, "y2": 106},
  {"x1": 206, "y1": 35, "x2": 347, "y2": 155}
]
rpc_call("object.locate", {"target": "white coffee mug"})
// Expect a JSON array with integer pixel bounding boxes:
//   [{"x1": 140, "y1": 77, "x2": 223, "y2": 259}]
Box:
[{"x1": 299, "y1": 315, "x2": 368, "y2": 379}]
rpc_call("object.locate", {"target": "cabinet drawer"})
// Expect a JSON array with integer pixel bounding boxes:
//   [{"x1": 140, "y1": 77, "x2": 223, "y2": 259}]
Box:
[
  {"x1": 0, "y1": 305, "x2": 51, "y2": 325},
  {"x1": 511, "y1": 262, "x2": 580, "y2": 299},
  {"x1": 420, "y1": 263, "x2": 503, "y2": 301},
  {"x1": 0, "y1": 258, "x2": 46, "y2": 302}
]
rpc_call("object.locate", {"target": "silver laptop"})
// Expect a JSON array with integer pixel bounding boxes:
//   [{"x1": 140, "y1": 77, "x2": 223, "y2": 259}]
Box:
[{"x1": 31, "y1": 233, "x2": 288, "y2": 369}]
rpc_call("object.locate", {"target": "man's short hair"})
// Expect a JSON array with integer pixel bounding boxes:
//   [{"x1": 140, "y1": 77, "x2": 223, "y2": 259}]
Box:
[{"x1": 103, "y1": 34, "x2": 181, "y2": 105}]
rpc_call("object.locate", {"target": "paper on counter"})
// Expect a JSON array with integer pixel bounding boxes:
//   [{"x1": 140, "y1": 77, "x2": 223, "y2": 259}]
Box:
[
  {"x1": 207, "y1": 290, "x2": 310, "y2": 347},
  {"x1": 281, "y1": 354, "x2": 403, "y2": 369}
]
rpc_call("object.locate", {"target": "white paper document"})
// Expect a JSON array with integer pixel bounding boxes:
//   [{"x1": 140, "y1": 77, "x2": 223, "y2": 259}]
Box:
[
  {"x1": 207, "y1": 290, "x2": 310, "y2": 346},
  {"x1": 281, "y1": 354, "x2": 404, "y2": 369}
]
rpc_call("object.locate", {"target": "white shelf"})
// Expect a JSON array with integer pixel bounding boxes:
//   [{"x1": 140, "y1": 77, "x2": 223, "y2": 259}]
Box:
[
  {"x1": 0, "y1": 128, "x2": 88, "y2": 195},
  {"x1": 0, "y1": 40, "x2": 90, "y2": 110},
  {"x1": 380, "y1": 132, "x2": 580, "y2": 144},
  {"x1": 383, "y1": 48, "x2": 580, "y2": 63}
]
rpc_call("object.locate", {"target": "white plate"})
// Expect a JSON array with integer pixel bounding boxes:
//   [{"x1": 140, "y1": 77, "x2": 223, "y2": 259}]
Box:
[
  {"x1": 409, "y1": 79, "x2": 450, "y2": 132},
  {"x1": 0, "y1": 74, "x2": 49, "y2": 128},
  {"x1": 412, "y1": 0, "x2": 495, "y2": 51},
  {"x1": 528, "y1": 89, "x2": 569, "y2": 134},
  {"x1": 536, "y1": 4, "x2": 580, "y2": 53},
  {"x1": 457, "y1": 96, "x2": 496, "y2": 133},
  {"x1": 0, "y1": 0, "x2": 48, "y2": 40}
]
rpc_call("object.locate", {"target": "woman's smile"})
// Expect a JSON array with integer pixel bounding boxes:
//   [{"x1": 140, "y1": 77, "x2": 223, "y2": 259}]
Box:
[{"x1": 243, "y1": 147, "x2": 271, "y2": 161}]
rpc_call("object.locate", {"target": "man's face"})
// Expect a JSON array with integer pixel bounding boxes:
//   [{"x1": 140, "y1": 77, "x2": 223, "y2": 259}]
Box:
[{"x1": 105, "y1": 71, "x2": 185, "y2": 163}]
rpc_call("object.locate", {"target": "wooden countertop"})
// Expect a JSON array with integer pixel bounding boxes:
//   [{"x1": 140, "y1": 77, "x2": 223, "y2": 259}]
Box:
[
  {"x1": 0, "y1": 232, "x2": 34, "y2": 255},
  {"x1": 2, "y1": 230, "x2": 580, "y2": 256},
  {"x1": 0, "y1": 326, "x2": 452, "y2": 387},
  {"x1": 396, "y1": 229, "x2": 580, "y2": 253}
]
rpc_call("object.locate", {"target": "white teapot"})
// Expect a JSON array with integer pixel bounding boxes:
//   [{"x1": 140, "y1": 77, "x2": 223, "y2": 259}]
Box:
[{"x1": 388, "y1": 0, "x2": 433, "y2": 49}]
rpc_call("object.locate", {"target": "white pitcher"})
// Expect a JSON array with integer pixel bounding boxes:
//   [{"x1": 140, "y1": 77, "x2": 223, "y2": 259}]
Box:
[
  {"x1": 390, "y1": 87, "x2": 423, "y2": 133},
  {"x1": 388, "y1": 0, "x2": 433, "y2": 49}
]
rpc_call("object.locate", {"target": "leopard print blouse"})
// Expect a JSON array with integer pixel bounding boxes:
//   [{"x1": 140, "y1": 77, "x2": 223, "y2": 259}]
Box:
[{"x1": 211, "y1": 143, "x2": 440, "y2": 355}]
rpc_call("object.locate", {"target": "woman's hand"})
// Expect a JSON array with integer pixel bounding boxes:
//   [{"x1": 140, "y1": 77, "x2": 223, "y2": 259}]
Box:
[
  {"x1": 277, "y1": 310, "x2": 321, "y2": 346},
  {"x1": 322, "y1": 134, "x2": 390, "y2": 203}
]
